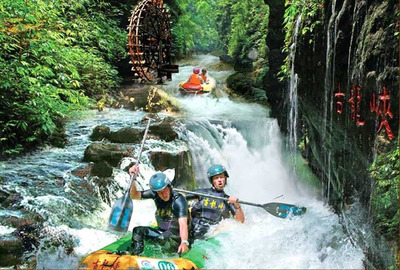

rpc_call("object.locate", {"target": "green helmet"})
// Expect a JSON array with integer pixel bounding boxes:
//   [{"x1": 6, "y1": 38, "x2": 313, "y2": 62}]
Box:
[
  {"x1": 207, "y1": 164, "x2": 229, "y2": 184},
  {"x1": 149, "y1": 172, "x2": 171, "y2": 192}
]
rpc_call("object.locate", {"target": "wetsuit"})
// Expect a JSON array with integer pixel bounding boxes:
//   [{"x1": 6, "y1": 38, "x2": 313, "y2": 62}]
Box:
[
  {"x1": 186, "y1": 188, "x2": 236, "y2": 239},
  {"x1": 131, "y1": 188, "x2": 188, "y2": 255}
]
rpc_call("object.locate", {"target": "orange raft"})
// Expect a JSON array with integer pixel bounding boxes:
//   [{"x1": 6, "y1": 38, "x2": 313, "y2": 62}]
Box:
[{"x1": 178, "y1": 81, "x2": 213, "y2": 95}]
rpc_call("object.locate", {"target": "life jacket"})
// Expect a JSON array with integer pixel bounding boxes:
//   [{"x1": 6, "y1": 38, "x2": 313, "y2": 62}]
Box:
[
  {"x1": 201, "y1": 74, "x2": 207, "y2": 82},
  {"x1": 190, "y1": 189, "x2": 231, "y2": 223},
  {"x1": 188, "y1": 74, "x2": 202, "y2": 85}
]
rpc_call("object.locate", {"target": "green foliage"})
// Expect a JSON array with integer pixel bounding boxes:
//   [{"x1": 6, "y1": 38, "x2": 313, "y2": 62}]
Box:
[
  {"x1": 0, "y1": 0, "x2": 127, "y2": 154},
  {"x1": 172, "y1": 0, "x2": 270, "y2": 90},
  {"x1": 172, "y1": 0, "x2": 269, "y2": 72},
  {"x1": 225, "y1": 1, "x2": 269, "y2": 63},
  {"x1": 172, "y1": 0, "x2": 219, "y2": 55},
  {"x1": 369, "y1": 145, "x2": 399, "y2": 241},
  {"x1": 280, "y1": 0, "x2": 323, "y2": 80}
]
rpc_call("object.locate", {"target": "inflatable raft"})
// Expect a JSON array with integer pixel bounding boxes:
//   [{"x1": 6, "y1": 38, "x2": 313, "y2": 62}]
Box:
[
  {"x1": 78, "y1": 233, "x2": 221, "y2": 269},
  {"x1": 178, "y1": 80, "x2": 215, "y2": 95}
]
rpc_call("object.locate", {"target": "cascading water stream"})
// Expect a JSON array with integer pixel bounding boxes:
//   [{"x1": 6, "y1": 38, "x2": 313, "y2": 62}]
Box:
[
  {"x1": 323, "y1": 0, "x2": 338, "y2": 202},
  {"x1": 287, "y1": 15, "x2": 301, "y2": 173},
  {"x1": 347, "y1": 0, "x2": 359, "y2": 88},
  {"x1": 160, "y1": 55, "x2": 364, "y2": 268},
  {"x1": 0, "y1": 55, "x2": 365, "y2": 268},
  {"x1": 180, "y1": 119, "x2": 364, "y2": 268}
]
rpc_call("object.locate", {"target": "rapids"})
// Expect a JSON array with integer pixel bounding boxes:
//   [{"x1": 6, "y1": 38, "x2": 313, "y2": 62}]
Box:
[{"x1": 0, "y1": 55, "x2": 364, "y2": 268}]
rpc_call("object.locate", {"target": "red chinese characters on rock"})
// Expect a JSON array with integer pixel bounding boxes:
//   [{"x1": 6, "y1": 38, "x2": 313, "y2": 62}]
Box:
[
  {"x1": 348, "y1": 85, "x2": 365, "y2": 126},
  {"x1": 334, "y1": 83, "x2": 345, "y2": 114},
  {"x1": 333, "y1": 83, "x2": 396, "y2": 140},
  {"x1": 370, "y1": 86, "x2": 394, "y2": 140}
]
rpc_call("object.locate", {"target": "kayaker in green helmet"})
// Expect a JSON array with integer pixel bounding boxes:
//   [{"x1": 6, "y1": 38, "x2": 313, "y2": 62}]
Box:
[
  {"x1": 186, "y1": 164, "x2": 245, "y2": 240},
  {"x1": 128, "y1": 165, "x2": 190, "y2": 255}
]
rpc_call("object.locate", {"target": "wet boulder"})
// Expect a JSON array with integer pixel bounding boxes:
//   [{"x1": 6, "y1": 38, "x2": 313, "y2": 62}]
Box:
[
  {"x1": 119, "y1": 84, "x2": 150, "y2": 110},
  {"x1": 68, "y1": 178, "x2": 95, "y2": 197},
  {"x1": 90, "y1": 125, "x2": 110, "y2": 141},
  {"x1": 0, "y1": 215, "x2": 44, "y2": 265},
  {"x1": 0, "y1": 189, "x2": 9, "y2": 205},
  {"x1": 91, "y1": 176, "x2": 115, "y2": 205},
  {"x1": 119, "y1": 84, "x2": 181, "y2": 112},
  {"x1": 0, "y1": 239, "x2": 24, "y2": 267},
  {"x1": 227, "y1": 72, "x2": 268, "y2": 103},
  {"x1": 0, "y1": 189, "x2": 22, "y2": 209},
  {"x1": 226, "y1": 71, "x2": 253, "y2": 95},
  {"x1": 148, "y1": 117, "x2": 178, "y2": 142},
  {"x1": 108, "y1": 127, "x2": 144, "y2": 143},
  {"x1": 91, "y1": 161, "x2": 113, "y2": 177},
  {"x1": 149, "y1": 150, "x2": 196, "y2": 190},
  {"x1": 14, "y1": 222, "x2": 41, "y2": 252},
  {"x1": 249, "y1": 87, "x2": 268, "y2": 103},
  {"x1": 145, "y1": 87, "x2": 181, "y2": 113},
  {"x1": 71, "y1": 165, "x2": 92, "y2": 179},
  {"x1": 83, "y1": 143, "x2": 131, "y2": 167}
]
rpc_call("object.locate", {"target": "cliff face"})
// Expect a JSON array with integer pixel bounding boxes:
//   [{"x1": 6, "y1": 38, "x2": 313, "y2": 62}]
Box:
[{"x1": 265, "y1": 0, "x2": 398, "y2": 268}]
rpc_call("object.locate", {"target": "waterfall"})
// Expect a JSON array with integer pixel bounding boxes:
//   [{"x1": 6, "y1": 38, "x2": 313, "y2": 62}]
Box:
[
  {"x1": 323, "y1": 0, "x2": 338, "y2": 202},
  {"x1": 0, "y1": 55, "x2": 365, "y2": 269},
  {"x1": 347, "y1": 0, "x2": 359, "y2": 88},
  {"x1": 322, "y1": 0, "x2": 349, "y2": 203},
  {"x1": 178, "y1": 118, "x2": 364, "y2": 269},
  {"x1": 287, "y1": 15, "x2": 302, "y2": 159}
]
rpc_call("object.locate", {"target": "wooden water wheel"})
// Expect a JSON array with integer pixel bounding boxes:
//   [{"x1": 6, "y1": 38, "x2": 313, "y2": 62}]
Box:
[{"x1": 127, "y1": 0, "x2": 178, "y2": 82}]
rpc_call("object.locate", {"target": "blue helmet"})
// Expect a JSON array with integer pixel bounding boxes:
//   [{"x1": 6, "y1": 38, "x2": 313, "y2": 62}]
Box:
[
  {"x1": 149, "y1": 172, "x2": 171, "y2": 192},
  {"x1": 207, "y1": 164, "x2": 229, "y2": 184}
]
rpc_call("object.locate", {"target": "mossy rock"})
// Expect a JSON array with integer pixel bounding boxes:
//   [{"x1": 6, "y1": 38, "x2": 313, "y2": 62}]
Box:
[
  {"x1": 145, "y1": 87, "x2": 181, "y2": 113},
  {"x1": 90, "y1": 125, "x2": 110, "y2": 141},
  {"x1": 226, "y1": 72, "x2": 253, "y2": 96}
]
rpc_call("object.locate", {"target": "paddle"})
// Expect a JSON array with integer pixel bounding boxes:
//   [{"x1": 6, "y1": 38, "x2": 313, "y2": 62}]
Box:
[
  {"x1": 173, "y1": 188, "x2": 306, "y2": 219},
  {"x1": 108, "y1": 119, "x2": 151, "y2": 232}
]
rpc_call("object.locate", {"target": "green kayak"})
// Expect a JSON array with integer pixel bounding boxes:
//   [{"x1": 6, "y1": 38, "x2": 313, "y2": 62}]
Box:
[{"x1": 78, "y1": 233, "x2": 221, "y2": 269}]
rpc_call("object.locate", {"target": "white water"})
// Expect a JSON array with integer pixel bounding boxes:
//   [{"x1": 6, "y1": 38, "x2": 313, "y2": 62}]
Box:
[
  {"x1": 161, "y1": 55, "x2": 364, "y2": 268},
  {"x1": 287, "y1": 15, "x2": 301, "y2": 160},
  {"x1": 0, "y1": 55, "x2": 365, "y2": 268}
]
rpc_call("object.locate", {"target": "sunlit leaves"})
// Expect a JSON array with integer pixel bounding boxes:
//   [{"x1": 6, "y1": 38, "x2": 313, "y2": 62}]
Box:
[
  {"x1": 0, "y1": 0, "x2": 126, "y2": 154},
  {"x1": 280, "y1": 0, "x2": 323, "y2": 80}
]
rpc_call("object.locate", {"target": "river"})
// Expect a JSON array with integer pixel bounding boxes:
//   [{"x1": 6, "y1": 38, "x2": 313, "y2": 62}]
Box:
[{"x1": 0, "y1": 55, "x2": 364, "y2": 268}]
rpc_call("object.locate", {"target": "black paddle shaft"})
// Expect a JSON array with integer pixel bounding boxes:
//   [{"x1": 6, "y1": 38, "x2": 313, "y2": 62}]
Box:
[{"x1": 173, "y1": 188, "x2": 306, "y2": 219}]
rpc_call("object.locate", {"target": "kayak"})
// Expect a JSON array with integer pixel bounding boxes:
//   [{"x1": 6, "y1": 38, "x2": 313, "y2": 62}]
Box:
[
  {"x1": 78, "y1": 232, "x2": 222, "y2": 269},
  {"x1": 78, "y1": 234, "x2": 199, "y2": 269},
  {"x1": 181, "y1": 236, "x2": 221, "y2": 269},
  {"x1": 178, "y1": 81, "x2": 214, "y2": 95}
]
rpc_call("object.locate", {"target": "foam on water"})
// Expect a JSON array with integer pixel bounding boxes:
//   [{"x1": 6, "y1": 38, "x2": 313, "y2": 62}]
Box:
[
  {"x1": 182, "y1": 118, "x2": 364, "y2": 268},
  {"x1": 0, "y1": 55, "x2": 365, "y2": 268}
]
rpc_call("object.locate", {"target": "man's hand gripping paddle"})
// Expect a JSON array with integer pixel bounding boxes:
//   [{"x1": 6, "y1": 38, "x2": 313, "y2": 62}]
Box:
[{"x1": 108, "y1": 119, "x2": 151, "y2": 232}]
